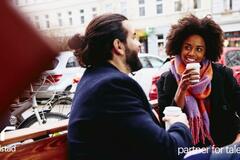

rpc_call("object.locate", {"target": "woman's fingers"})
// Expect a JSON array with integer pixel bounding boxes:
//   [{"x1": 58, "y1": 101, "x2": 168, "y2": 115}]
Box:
[{"x1": 179, "y1": 68, "x2": 200, "y2": 89}]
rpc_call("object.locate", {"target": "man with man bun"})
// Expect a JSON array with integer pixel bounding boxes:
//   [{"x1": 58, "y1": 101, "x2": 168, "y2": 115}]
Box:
[{"x1": 67, "y1": 13, "x2": 192, "y2": 160}]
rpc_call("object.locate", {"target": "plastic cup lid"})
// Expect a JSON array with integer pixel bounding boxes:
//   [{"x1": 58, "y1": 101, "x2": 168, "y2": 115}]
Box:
[{"x1": 163, "y1": 106, "x2": 182, "y2": 116}]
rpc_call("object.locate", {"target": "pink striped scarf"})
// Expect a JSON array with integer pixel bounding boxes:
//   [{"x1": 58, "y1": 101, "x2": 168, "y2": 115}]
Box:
[{"x1": 170, "y1": 55, "x2": 214, "y2": 145}]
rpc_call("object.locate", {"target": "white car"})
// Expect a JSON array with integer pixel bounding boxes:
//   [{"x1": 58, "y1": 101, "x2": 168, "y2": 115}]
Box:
[
  {"x1": 34, "y1": 51, "x2": 85, "y2": 100},
  {"x1": 130, "y1": 53, "x2": 166, "y2": 99},
  {"x1": 36, "y1": 51, "x2": 167, "y2": 101},
  {"x1": 69, "y1": 53, "x2": 167, "y2": 100}
]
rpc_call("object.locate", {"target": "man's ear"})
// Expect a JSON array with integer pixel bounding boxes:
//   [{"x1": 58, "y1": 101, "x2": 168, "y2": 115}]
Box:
[{"x1": 112, "y1": 39, "x2": 125, "y2": 55}]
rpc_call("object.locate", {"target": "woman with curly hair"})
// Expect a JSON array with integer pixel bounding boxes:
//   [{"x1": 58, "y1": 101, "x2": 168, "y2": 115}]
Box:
[{"x1": 157, "y1": 14, "x2": 240, "y2": 147}]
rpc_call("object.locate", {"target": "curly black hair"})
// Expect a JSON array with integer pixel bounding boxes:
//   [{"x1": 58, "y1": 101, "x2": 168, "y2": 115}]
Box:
[{"x1": 165, "y1": 14, "x2": 224, "y2": 62}]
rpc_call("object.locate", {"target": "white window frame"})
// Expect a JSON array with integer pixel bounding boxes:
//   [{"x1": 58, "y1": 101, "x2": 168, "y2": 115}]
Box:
[
  {"x1": 138, "y1": 0, "x2": 145, "y2": 16},
  {"x1": 174, "y1": 0, "x2": 182, "y2": 12},
  {"x1": 224, "y1": 0, "x2": 232, "y2": 11},
  {"x1": 193, "y1": 0, "x2": 201, "y2": 9},
  {"x1": 156, "y1": 0, "x2": 163, "y2": 14}
]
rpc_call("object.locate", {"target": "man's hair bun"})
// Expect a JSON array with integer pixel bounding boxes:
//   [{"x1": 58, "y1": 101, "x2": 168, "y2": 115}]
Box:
[{"x1": 68, "y1": 33, "x2": 85, "y2": 50}]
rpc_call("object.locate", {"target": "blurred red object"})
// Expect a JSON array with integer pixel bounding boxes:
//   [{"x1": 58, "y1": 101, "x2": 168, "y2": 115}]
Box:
[
  {"x1": 149, "y1": 75, "x2": 160, "y2": 100},
  {"x1": 73, "y1": 77, "x2": 81, "y2": 84},
  {"x1": 148, "y1": 57, "x2": 173, "y2": 100},
  {"x1": 0, "y1": 1, "x2": 58, "y2": 122}
]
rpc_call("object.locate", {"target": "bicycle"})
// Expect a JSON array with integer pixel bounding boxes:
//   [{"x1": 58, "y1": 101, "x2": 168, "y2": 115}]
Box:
[
  {"x1": 48, "y1": 91, "x2": 73, "y2": 117},
  {"x1": 10, "y1": 83, "x2": 68, "y2": 129},
  {"x1": 46, "y1": 75, "x2": 80, "y2": 117}
]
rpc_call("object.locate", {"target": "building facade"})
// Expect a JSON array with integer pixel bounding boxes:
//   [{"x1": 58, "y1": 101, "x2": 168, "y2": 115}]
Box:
[
  {"x1": 13, "y1": 0, "x2": 240, "y2": 57},
  {"x1": 211, "y1": 0, "x2": 240, "y2": 47}
]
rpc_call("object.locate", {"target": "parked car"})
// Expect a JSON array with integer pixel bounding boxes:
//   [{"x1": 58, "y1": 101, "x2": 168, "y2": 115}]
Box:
[
  {"x1": 69, "y1": 53, "x2": 168, "y2": 100},
  {"x1": 218, "y1": 47, "x2": 240, "y2": 84},
  {"x1": 36, "y1": 51, "x2": 169, "y2": 101},
  {"x1": 130, "y1": 53, "x2": 167, "y2": 99},
  {"x1": 34, "y1": 51, "x2": 85, "y2": 100}
]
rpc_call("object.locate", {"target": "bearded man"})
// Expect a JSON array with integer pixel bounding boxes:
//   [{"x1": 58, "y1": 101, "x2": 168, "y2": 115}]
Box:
[{"x1": 67, "y1": 13, "x2": 192, "y2": 160}]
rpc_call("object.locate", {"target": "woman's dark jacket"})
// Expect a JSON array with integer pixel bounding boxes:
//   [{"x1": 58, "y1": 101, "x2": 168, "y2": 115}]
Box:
[{"x1": 157, "y1": 63, "x2": 240, "y2": 147}]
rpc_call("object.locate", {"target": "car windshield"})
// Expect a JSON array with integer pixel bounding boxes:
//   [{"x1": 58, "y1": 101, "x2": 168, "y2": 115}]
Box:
[
  {"x1": 139, "y1": 57, "x2": 152, "y2": 68},
  {"x1": 225, "y1": 50, "x2": 240, "y2": 67},
  {"x1": 139, "y1": 56, "x2": 164, "y2": 68},
  {"x1": 47, "y1": 58, "x2": 59, "y2": 70},
  {"x1": 147, "y1": 57, "x2": 164, "y2": 68},
  {"x1": 66, "y1": 56, "x2": 80, "y2": 68}
]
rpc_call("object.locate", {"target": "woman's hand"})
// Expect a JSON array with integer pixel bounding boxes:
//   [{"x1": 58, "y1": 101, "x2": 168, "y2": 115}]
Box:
[
  {"x1": 179, "y1": 68, "x2": 199, "y2": 91},
  {"x1": 174, "y1": 68, "x2": 200, "y2": 109}
]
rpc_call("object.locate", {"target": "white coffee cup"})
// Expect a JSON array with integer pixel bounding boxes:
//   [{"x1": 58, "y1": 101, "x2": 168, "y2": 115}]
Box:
[
  {"x1": 163, "y1": 106, "x2": 183, "y2": 130},
  {"x1": 186, "y1": 62, "x2": 200, "y2": 83}
]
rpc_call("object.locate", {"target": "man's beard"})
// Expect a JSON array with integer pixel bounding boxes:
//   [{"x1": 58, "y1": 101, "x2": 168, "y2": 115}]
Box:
[{"x1": 125, "y1": 46, "x2": 143, "y2": 72}]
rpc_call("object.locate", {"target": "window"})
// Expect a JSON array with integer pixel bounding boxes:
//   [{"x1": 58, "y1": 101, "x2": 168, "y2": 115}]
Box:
[
  {"x1": 193, "y1": 0, "x2": 201, "y2": 9},
  {"x1": 57, "y1": 13, "x2": 62, "y2": 27},
  {"x1": 15, "y1": 0, "x2": 19, "y2": 5},
  {"x1": 46, "y1": 21, "x2": 50, "y2": 28},
  {"x1": 174, "y1": 0, "x2": 182, "y2": 12},
  {"x1": 58, "y1": 19, "x2": 62, "y2": 26},
  {"x1": 157, "y1": 34, "x2": 163, "y2": 39},
  {"x1": 230, "y1": 0, "x2": 232, "y2": 9},
  {"x1": 45, "y1": 14, "x2": 50, "y2": 28},
  {"x1": 224, "y1": 0, "x2": 232, "y2": 11},
  {"x1": 69, "y1": 17, "x2": 73, "y2": 25},
  {"x1": 156, "y1": 0, "x2": 163, "y2": 14},
  {"x1": 68, "y1": 11, "x2": 73, "y2": 25},
  {"x1": 139, "y1": 57, "x2": 152, "y2": 68},
  {"x1": 80, "y1": 9, "x2": 84, "y2": 13},
  {"x1": 92, "y1": 7, "x2": 97, "y2": 18},
  {"x1": 138, "y1": 0, "x2": 145, "y2": 5},
  {"x1": 139, "y1": 7, "x2": 145, "y2": 16},
  {"x1": 50, "y1": 59, "x2": 59, "y2": 70},
  {"x1": 34, "y1": 16, "x2": 40, "y2": 29},
  {"x1": 139, "y1": 56, "x2": 164, "y2": 68},
  {"x1": 157, "y1": 34, "x2": 165, "y2": 56},
  {"x1": 92, "y1": 7, "x2": 96, "y2": 12},
  {"x1": 147, "y1": 57, "x2": 164, "y2": 68},
  {"x1": 156, "y1": 4, "x2": 163, "y2": 14},
  {"x1": 66, "y1": 57, "x2": 80, "y2": 68},
  {"x1": 138, "y1": 0, "x2": 145, "y2": 16},
  {"x1": 80, "y1": 9, "x2": 85, "y2": 24},
  {"x1": 80, "y1": 16, "x2": 84, "y2": 24}
]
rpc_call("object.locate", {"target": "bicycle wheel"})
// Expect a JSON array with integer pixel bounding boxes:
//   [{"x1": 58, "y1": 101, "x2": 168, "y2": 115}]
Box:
[
  {"x1": 50, "y1": 97, "x2": 72, "y2": 116},
  {"x1": 18, "y1": 112, "x2": 68, "y2": 129}
]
